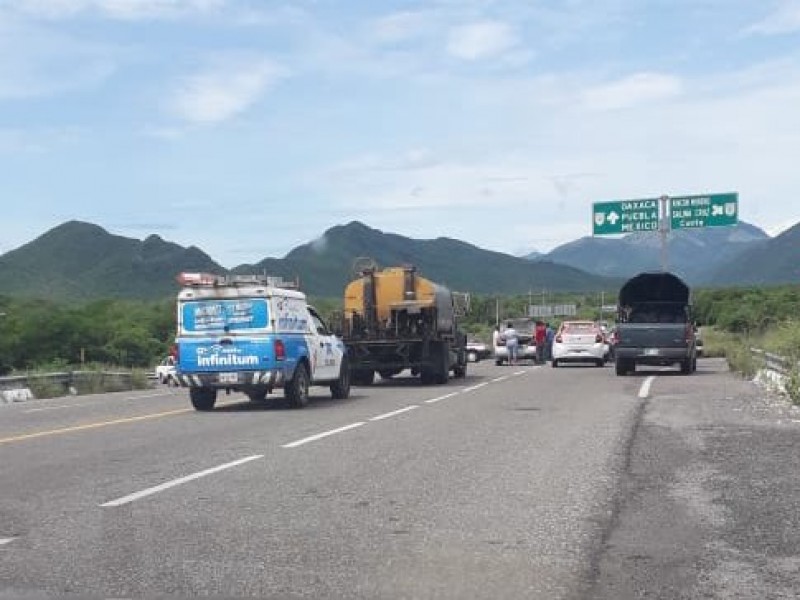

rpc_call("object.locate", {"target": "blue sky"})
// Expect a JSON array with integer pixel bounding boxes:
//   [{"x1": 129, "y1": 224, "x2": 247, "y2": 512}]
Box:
[{"x1": 2, "y1": 0, "x2": 800, "y2": 267}]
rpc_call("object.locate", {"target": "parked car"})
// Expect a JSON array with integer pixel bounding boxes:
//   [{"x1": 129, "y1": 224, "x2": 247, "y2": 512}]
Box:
[
  {"x1": 494, "y1": 318, "x2": 537, "y2": 365},
  {"x1": 155, "y1": 355, "x2": 177, "y2": 386},
  {"x1": 552, "y1": 321, "x2": 607, "y2": 367},
  {"x1": 466, "y1": 339, "x2": 491, "y2": 362}
]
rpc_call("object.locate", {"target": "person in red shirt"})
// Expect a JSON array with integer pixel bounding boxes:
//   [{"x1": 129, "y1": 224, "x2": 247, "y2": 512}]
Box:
[{"x1": 534, "y1": 320, "x2": 547, "y2": 364}]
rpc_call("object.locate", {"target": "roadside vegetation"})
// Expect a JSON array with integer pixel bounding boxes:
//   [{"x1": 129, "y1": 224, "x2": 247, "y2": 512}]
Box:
[{"x1": 694, "y1": 285, "x2": 800, "y2": 404}]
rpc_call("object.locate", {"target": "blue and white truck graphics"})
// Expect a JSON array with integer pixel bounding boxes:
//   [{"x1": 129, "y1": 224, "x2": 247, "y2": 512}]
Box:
[{"x1": 174, "y1": 274, "x2": 350, "y2": 410}]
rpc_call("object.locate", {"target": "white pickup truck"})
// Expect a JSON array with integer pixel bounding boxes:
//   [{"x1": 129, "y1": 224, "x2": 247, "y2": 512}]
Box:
[{"x1": 155, "y1": 356, "x2": 177, "y2": 385}]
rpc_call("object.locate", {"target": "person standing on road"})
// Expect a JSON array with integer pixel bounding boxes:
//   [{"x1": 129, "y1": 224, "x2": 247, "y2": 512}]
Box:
[
  {"x1": 534, "y1": 320, "x2": 547, "y2": 364},
  {"x1": 503, "y1": 322, "x2": 519, "y2": 366},
  {"x1": 545, "y1": 322, "x2": 555, "y2": 362}
]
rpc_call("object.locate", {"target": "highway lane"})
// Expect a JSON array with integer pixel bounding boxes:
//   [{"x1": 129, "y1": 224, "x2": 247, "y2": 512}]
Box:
[{"x1": 2, "y1": 359, "x2": 784, "y2": 598}]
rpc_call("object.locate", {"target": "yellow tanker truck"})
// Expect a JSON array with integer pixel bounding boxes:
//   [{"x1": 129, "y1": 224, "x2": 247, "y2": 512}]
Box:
[{"x1": 339, "y1": 262, "x2": 468, "y2": 385}]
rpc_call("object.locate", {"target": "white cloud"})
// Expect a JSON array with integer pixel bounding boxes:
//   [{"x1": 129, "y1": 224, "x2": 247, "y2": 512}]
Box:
[
  {"x1": 582, "y1": 72, "x2": 683, "y2": 110},
  {"x1": 168, "y1": 57, "x2": 286, "y2": 124},
  {"x1": 446, "y1": 20, "x2": 518, "y2": 60},
  {"x1": 746, "y1": 1, "x2": 800, "y2": 35},
  {"x1": 370, "y1": 11, "x2": 429, "y2": 44},
  {"x1": 8, "y1": 0, "x2": 226, "y2": 20}
]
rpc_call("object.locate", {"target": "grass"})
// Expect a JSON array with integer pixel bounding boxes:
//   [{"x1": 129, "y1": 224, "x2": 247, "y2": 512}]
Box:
[{"x1": 708, "y1": 321, "x2": 800, "y2": 404}]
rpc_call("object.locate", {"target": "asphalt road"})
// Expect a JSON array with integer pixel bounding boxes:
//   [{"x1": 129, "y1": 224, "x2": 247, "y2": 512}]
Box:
[{"x1": 0, "y1": 358, "x2": 797, "y2": 598}]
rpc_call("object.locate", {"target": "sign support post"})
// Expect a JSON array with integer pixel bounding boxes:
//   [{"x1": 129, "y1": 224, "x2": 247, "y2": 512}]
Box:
[{"x1": 659, "y1": 195, "x2": 670, "y2": 272}]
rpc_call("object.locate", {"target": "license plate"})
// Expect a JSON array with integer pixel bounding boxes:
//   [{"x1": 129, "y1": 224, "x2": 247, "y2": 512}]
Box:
[
  {"x1": 644, "y1": 348, "x2": 659, "y2": 356},
  {"x1": 218, "y1": 372, "x2": 238, "y2": 384}
]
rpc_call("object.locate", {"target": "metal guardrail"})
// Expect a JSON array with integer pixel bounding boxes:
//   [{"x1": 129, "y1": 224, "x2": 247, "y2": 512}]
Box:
[
  {"x1": 0, "y1": 371, "x2": 150, "y2": 394},
  {"x1": 750, "y1": 348, "x2": 794, "y2": 376}
]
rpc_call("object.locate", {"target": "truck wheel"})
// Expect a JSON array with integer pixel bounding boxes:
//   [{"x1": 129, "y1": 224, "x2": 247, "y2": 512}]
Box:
[
  {"x1": 352, "y1": 369, "x2": 375, "y2": 386},
  {"x1": 286, "y1": 362, "x2": 311, "y2": 408},
  {"x1": 434, "y1": 344, "x2": 449, "y2": 384},
  {"x1": 330, "y1": 359, "x2": 351, "y2": 400},
  {"x1": 495, "y1": 359, "x2": 504, "y2": 366},
  {"x1": 680, "y1": 358, "x2": 693, "y2": 375},
  {"x1": 453, "y1": 361, "x2": 467, "y2": 378},
  {"x1": 190, "y1": 387, "x2": 217, "y2": 411},
  {"x1": 615, "y1": 360, "x2": 631, "y2": 376}
]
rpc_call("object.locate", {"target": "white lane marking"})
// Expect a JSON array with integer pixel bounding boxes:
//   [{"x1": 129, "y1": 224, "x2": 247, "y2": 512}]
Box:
[
  {"x1": 638, "y1": 376, "x2": 656, "y2": 399},
  {"x1": 463, "y1": 382, "x2": 489, "y2": 392},
  {"x1": 424, "y1": 392, "x2": 459, "y2": 404},
  {"x1": 513, "y1": 370, "x2": 527, "y2": 376},
  {"x1": 282, "y1": 422, "x2": 365, "y2": 449},
  {"x1": 369, "y1": 405, "x2": 420, "y2": 421},
  {"x1": 0, "y1": 538, "x2": 15, "y2": 546},
  {"x1": 24, "y1": 404, "x2": 87, "y2": 413},
  {"x1": 100, "y1": 455, "x2": 263, "y2": 507},
  {"x1": 491, "y1": 376, "x2": 509, "y2": 383}
]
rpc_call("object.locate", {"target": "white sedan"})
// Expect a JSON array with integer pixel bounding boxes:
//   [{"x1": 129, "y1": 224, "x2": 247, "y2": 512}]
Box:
[{"x1": 551, "y1": 321, "x2": 607, "y2": 368}]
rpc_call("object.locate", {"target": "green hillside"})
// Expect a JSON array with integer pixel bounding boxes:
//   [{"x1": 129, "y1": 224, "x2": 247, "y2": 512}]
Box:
[
  {"x1": 0, "y1": 220, "x2": 618, "y2": 301},
  {"x1": 235, "y1": 221, "x2": 619, "y2": 296},
  {"x1": 0, "y1": 221, "x2": 225, "y2": 300}
]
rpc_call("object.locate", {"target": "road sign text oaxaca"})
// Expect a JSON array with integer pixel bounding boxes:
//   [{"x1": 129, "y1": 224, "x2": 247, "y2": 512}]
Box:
[
  {"x1": 593, "y1": 200, "x2": 659, "y2": 235},
  {"x1": 669, "y1": 193, "x2": 738, "y2": 229}
]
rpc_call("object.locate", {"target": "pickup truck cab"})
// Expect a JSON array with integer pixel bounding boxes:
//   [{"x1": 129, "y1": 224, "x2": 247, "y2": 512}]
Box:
[
  {"x1": 173, "y1": 273, "x2": 350, "y2": 410},
  {"x1": 614, "y1": 272, "x2": 697, "y2": 376}
]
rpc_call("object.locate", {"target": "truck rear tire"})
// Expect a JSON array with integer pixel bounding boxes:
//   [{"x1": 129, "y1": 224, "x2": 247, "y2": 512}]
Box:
[
  {"x1": 352, "y1": 369, "x2": 375, "y2": 386},
  {"x1": 286, "y1": 362, "x2": 310, "y2": 408},
  {"x1": 434, "y1": 343, "x2": 449, "y2": 384},
  {"x1": 615, "y1": 359, "x2": 633, "y2": 376},
  {"x1": 680, "y1": 358, "x2": 693, "y2": 375},
  {"x1": 330, "y1": 359, "x2": 351, "y2": 400},
  {"x1": 190, "y1": 387, "x2": 217, "y2": 411}
]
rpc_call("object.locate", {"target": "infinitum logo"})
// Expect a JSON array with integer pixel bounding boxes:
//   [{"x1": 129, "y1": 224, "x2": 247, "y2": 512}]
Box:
[{"x1": 196, "y1": 347, "x2": 259, "y2": 367}]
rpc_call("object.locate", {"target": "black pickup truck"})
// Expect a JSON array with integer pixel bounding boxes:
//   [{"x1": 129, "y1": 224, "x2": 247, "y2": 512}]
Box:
[{"x1": 614, "y1": 272, "x2": 698, "y2": 376}]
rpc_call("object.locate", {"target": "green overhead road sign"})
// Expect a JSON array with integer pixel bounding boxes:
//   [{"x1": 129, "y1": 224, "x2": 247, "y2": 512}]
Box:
[
  {"x1": 669, "y1": 192, "x2": 739, "y2": 229},
  {"x1": 592, "y1": 199, "x2": 659, "y2": 235}
]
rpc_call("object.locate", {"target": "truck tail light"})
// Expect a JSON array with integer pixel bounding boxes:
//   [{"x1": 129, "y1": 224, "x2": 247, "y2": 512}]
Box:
[
  {"x1": 685, "y1": 325, "x2": 694, "y2": 343},
  {"x1": 555, "y1": 335, "x2": 563, "y2": 343},
  {"x1": 274, "y1": 339, "x2": 286, "y2": 361}
]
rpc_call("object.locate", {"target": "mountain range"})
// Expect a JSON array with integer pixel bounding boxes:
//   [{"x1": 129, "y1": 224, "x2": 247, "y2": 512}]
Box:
[
  {"x1": 537, "y1": 221, "x2": 773, "y2": 285},
  {"x1": 0, "y1": 218, "x2": 796, "y2": 301}
]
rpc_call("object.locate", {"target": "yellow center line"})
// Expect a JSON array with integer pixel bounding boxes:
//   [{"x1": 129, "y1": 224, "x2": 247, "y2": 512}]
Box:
[{"x1": 0, "y1": 407, "x2": 192, "y2": 446}]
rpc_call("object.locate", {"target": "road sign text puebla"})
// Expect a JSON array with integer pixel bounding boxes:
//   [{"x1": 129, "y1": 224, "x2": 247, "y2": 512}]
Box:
[
  {"x1": 669, "y1": 193, "x2": 738, "y2": 229},
  {"x1": 593, "y1": 200, "x2": 659, "y2": 235}
]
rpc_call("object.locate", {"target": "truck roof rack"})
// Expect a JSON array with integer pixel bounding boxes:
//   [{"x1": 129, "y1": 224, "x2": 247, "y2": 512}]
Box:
[{"x1": 176, "y1": 272, "x2": 300, "y2": 289}]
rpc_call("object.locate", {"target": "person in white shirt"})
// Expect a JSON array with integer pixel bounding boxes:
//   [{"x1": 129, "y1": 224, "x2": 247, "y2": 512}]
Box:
[{"x1": 503, "y1": 322, "x2": 519, "y2": 365}]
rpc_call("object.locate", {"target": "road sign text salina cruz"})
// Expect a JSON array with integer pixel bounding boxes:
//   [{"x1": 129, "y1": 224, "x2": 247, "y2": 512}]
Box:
[
  {"x1": 592, "y1": 199, "x2": 659, "y2": 235},
  {"x1": 669, "y1": 193, "x2": 738, "y2": 229}
]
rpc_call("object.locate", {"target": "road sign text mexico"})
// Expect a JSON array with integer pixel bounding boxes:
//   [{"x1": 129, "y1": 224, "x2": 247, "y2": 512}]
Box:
[{"x1": 592, "y1": 200, "x2": 659, "y2": 235}]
